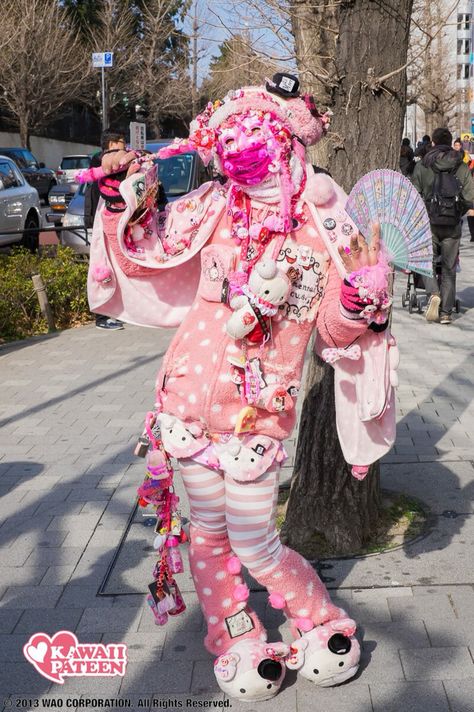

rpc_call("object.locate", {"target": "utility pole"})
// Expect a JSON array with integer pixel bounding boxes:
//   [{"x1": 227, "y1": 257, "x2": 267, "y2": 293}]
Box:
[
  {"x1": 192, "y1": 2, "x2": 198, "y2": 118},
  {"x1": 101, "y1": 66, "x2": 107, "y2": 131},
  {"x1": 92, "y1": 52, "x2": 113, "y2": 131}
]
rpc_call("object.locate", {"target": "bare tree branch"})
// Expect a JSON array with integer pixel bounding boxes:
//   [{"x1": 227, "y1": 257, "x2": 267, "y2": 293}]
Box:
[{"x1": 0, "y1": 0, "x2": 92, "y2": 148}]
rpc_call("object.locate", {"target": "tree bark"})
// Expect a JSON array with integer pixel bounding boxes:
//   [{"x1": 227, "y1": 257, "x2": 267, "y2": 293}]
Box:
[
  {"x1": 285, "y1": 0, "x2": 413, "y2": 553},
  {"x1": 282, "y1": 352, "x2": 381, "y2": 555},
  {"x1": 19, "y1": 113, "x2": 30, "y2": 150},
  {"x1": 329, "y1": 0, "x2": 413, "y2": 192}
]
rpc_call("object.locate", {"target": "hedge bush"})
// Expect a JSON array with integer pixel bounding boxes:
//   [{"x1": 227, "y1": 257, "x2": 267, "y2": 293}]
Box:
[{"x1": 0, "y1": 246, "x2": 92, "y2": 342}]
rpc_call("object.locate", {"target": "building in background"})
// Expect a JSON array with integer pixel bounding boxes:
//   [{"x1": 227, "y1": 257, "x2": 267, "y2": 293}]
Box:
[
  {"x1": 405, "y1": 1, "x2": 474, "y2": 146},
  {"x1": 456, "y1": 0, "x2": 473, "y2": 137}
]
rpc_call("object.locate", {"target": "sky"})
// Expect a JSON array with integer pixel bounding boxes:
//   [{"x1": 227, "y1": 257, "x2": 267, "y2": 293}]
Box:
[{"x1": 182, "y1": 0, "x2": 295, "y2": 85}]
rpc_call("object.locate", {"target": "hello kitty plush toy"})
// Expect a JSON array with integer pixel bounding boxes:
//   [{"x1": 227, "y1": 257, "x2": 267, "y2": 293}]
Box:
[{"x1": 226, "y1": 259, "x2": 291, "y2": 341}]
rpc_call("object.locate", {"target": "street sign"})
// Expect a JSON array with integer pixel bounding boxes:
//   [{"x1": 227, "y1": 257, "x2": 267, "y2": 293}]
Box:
[
  {"x1": 130, "y1": 122, "x2": 146, "y2": 150},
  {"x1": 92, "y1": 52, "x2": 114, "y2": 68}
]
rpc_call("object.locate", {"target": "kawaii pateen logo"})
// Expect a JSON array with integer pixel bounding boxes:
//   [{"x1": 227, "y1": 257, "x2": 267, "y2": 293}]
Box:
[{"x1": 23, "y1": 631, "x2": 127, "y2": 684}]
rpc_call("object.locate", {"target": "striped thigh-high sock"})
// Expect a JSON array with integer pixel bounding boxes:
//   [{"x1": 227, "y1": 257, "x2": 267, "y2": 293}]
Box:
[
  {"x1": 224, "y1": 463, "x2": 344, "y2": 636},
  {"x1": 178, "y1": 458, "x2": 266, "y2": 655}
]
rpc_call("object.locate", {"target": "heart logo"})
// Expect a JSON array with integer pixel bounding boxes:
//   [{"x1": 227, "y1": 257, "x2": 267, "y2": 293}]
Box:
[
  {"x1": 26, "y1": 641, "x2": 48, "y2": 663},
  {"x1": 23, "y1": 631, "x2": 77, "y2": 684},
  {"x1": 23, "y1": 631, "x2": 128, "y2": 685}
]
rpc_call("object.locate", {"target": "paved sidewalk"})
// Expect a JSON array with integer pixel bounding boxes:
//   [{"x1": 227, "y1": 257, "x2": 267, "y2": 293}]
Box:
[{"x1": 0, "y1": 238, "x2": 473, "y2": 711}]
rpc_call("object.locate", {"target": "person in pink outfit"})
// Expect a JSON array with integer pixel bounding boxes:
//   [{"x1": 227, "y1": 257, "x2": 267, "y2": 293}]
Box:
[{"x1": 89, "y1": 73, "x2": 391, "y2": 701}]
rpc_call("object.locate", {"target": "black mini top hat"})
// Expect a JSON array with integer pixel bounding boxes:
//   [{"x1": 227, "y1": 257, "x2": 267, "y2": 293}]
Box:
[{"x1": 266, "y1": 73, "x2": 300, "y2": 99}]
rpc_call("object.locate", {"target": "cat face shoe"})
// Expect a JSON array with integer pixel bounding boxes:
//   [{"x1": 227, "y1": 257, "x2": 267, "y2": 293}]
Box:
[
  {"x1": 214, "y1": 638, "x2": 289, "y2": 701},
  {"x1": 286, "y1": 618, "x2": 360, "y2": 687}
]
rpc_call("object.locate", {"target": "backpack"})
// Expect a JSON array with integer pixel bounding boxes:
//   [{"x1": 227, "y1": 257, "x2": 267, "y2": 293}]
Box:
[{"x1": 428, "y1": 165, "x2": 463, "y2": 226}]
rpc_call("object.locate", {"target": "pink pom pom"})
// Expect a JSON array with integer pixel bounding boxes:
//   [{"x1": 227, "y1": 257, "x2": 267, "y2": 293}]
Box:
[
  {"x1": 233, "y1": 584, "x2": 249, "y2": 602},
  {"x1": 268, "y1": 592, "x2": 286, "y2": 609},
  {"x1": 263, "y1": 214, "x2": 285, "y2": 232},
  {"x1": 249, "y1": 223, "x2": 263, "y2": 239},
  {"x1": 226, "y1": 556, "x2": 241, "y2": 574},
  {"x1": 303, "y1": 171, "x2": 335, "y2": 206},
  {"x1": 92, "y1": 265, "x2": 112, "y2": 283},
  {"x1": 285, "y1": 97, "x2": 325, "y2": 147},
  {"x1": 351, "y1": 465, "x2": 369, "y2": 480},
  {"x1": 295, "y1": 617, "x2": 314, "y2": 632}
]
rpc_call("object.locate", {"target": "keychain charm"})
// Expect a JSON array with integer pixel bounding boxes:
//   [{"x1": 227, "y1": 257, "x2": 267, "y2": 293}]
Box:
[{"x1": 136, "y1": 410, "x2": 187, "y2": 627}]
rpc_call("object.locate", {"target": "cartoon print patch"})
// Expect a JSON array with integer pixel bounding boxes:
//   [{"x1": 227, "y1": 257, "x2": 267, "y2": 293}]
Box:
[
  {"x1": 276, "y1": 241, "x2": 329, "y2": 322},
  {"x1": 198, "y1": 244, "x2": 236, "y2": 302},
  {"x1": 225, "y1": 610, "x2": 255, "y2": 639}
]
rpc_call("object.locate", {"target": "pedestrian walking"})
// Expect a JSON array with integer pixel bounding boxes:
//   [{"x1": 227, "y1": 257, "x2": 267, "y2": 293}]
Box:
[
  {"x1": 412, "y1": 127, "x2": 474, "y2": 324},
  {"x1": 453, "y1": 137, "x2": 471, "y2": 164},
  {"x1": 414, "y1": 134, "x2": 431, "y2": 159},
  {"x1": 399, "y1": 137, "x2": 415, "y2": 177}
]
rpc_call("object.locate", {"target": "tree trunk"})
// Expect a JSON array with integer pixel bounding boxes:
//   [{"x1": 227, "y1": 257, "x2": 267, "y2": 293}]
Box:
[
  {"x1": 148, "y1": 113, "x2": 161, "y2": 140},
  {"x1": 328, "y1": 0, "x2": 413, "y2": 191},
  {"x1": 290, "y1": 0, "x2": 339, "y2": 171},
  {"x1": 282, "y1": 352, "x2": 381, "y2": 555},
  {"x1": 19, "y1": 113, "x2": 30, "y2": 149},
  {"x1": 285, "y1": 0, "x2": 413, "y2": 552}
]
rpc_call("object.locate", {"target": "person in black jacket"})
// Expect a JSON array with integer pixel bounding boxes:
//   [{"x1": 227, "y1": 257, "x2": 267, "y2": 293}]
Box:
[
  {"x1": 399, "y1": 138, "x2": 415, "y2": 176},
  {"x1": 414, "y1": 134, "x2": 431, "y2": 159},
  {"x1": 412, "y1": 127, "x2": 474, "y2": 324}
]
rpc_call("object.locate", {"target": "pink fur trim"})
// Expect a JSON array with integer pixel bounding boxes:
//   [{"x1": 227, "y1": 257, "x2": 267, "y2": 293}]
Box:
[
  {"x1": 286, "y1": 97, "x2": 324, "y2": 146},
  {"x1": 76, "y1": 165, "x2": 105, "y2": 184},
  {"x1": 206, "y1": 86, "x2": 325, "y2": 147},
  {"x1": 233, "y1": 583, "x2": 249, "y2": 602},
  {"x1": 208, "y1": 93, "x2": 286, "y2": 130},
  {"x1": 156, "y1": 140, "x2": 195, "y2": 159},
  {"x1": 268, "y1": 592, "x2": 286, "y2": 609},
  {"x1": 348, "y1": 253, "x2": 391, "y2": 291},
  {"x1": 303, "y1": 172, "x2": 336, "y2": 206},
  {"x1": 226, "y1": 556, "x2": 241, "y2": 574},
  {"x1": 295, "y1": 617, "x2": 314, "y2": 632}
]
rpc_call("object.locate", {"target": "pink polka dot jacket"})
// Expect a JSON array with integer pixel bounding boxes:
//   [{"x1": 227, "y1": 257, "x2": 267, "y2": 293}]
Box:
[
  {"x1": 153, "y1": 206, "x2": 366, "y2": 440},
  {"x1": 87, "y1": 164, "x2": 396, "y2": 458}
]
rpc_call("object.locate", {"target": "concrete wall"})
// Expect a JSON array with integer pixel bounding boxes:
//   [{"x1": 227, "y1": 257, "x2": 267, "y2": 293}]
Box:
[{"x1": 0, "y1": 132, "x2": 100, "y2": 171}]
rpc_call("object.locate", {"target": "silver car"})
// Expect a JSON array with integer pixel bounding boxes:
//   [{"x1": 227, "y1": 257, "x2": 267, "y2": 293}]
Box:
[
  {"x1": 57, "y1": 155, "x2": 91, "y2": 186},
  {"x1": 0, "y1": 155, "x2": 42, "y2": 251},
  {"x1": 61, "y1": 182, "x2": 91, "y2": 254}
]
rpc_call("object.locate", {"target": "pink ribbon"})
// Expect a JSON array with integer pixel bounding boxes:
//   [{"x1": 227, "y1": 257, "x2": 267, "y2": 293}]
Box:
[{"x1": 321, "y1": 344, "x2": 361, "y2": 364}]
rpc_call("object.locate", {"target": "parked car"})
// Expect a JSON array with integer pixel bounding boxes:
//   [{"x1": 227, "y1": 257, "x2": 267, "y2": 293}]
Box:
[
  {"x1": 60, "y1": 140, "x2": 212, "y2": 255},
  {"x1": 0, "y1": 155, "x2": 42, "y2": 251},
  {"x1": 0, "y1": 147, "x2": 57, "y2": 202},
  {"x1": 61, "y1": 182, "x2": 91, "y2": 254},
  {"x1": 56, "y1": 155, "x2": 91, "y2": 186},
  {"x1": 46, "y1": 183, "x2": 77, "y2": 226}
]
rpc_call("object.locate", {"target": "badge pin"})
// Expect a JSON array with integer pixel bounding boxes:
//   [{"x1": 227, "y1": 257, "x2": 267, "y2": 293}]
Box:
[
  {"x1": 341, "y1": 223, "x2": 354, "y2": 236},
  {"x1": 323, "y1": 218, "x2": 337, "y2": 231}
]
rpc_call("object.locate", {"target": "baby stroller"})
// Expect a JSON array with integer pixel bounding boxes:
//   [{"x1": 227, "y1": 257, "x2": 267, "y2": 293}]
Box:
[{"x1": 401, "y1": 257, "x2": 461, "y2": 315}]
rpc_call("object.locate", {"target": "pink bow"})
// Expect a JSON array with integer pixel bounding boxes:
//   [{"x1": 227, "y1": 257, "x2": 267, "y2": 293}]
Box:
[{"x1": 321, "y1": 344, "x2": 361, "y2": 364}]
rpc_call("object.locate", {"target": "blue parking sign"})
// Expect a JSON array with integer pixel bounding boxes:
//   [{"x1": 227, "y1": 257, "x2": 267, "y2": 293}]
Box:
[{"x1": 92, "y1": 52, "x2": 114, "y2": 68}]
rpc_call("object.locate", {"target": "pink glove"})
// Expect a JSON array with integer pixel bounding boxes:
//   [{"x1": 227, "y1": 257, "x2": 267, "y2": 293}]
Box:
[{"x1": 340, "y1": 259, "x2": 392, "y2": 326}]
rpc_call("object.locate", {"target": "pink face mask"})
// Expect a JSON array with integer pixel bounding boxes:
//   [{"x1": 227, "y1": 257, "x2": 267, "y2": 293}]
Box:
[
  {"x1": 216, "y1": 114, "x2": 280, "y2": 186},
  {"x1": 222, "y1": 144, "x2": 273, "y2": 185}
]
